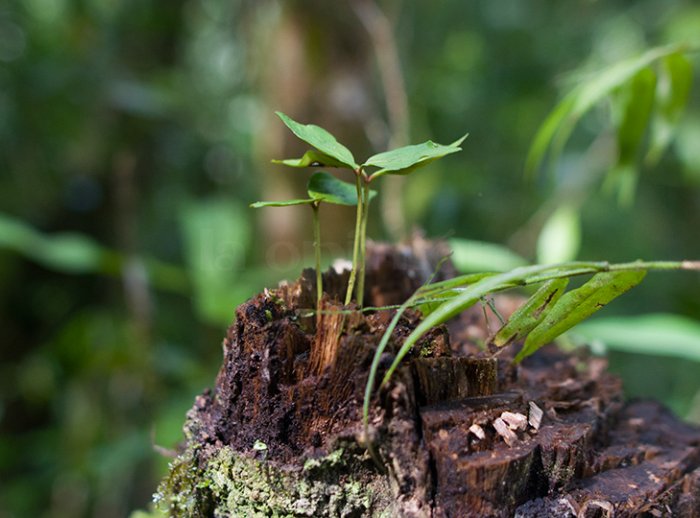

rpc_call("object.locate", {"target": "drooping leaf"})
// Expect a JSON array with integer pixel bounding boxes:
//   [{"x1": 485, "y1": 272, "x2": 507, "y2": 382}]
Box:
[
  {"x1": 537, "y1": 205, "x2": 581, "y2": 264},
  {"x1": 364, "y1": 134, "x2": 467, "y2": 179},
  {"x1": 616, "y1": 67, "x2": 657, "y2": 163},
  {"x1": 492, "y1": 278, "x2": 569, "y2": 347},
  {"x1": 306, "y1": 171, "x2": 376, "y2": 206},
  {"x1": 382, "y1": 263, "x2": 572, "y2": 385},
  {"x1": 250, "y1": 199, "x2": 314, "y2": 208},
  {"x1": 603, "y1": 65, "x2": 656, "y2": 207},
  {"x1": 574, "y1": 313, "x2": 700, "y2": 362},
  {"x1": 379, "y1": 260, "x2": 698, "y2": 391},
  {"x1": 525, "y1": 43, "x2": 687, "y2": 177},
  {"x1": 646, "y1": 52, "x2": 693, "y2": 164},
  {"x1": 275, "y1": 111, "x2": 358, "y2": 170},
  {"x1": 272, "y1": 149, "x2": 349, "y2": 168},
  {"x1": 525, "y1": 94, "x2": 576, "y2": 178},
  {"x1": 449, "y1": 238, "x2": 528, "y2": 273},
  {"x1": 515, "y1": 269, "x2": 647, "y2": 362}
]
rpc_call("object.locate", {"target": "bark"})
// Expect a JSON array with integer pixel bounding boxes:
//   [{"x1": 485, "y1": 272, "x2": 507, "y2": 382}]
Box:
[{"x1": 155, "y1": 238, "x2": 700, "y2": 517}]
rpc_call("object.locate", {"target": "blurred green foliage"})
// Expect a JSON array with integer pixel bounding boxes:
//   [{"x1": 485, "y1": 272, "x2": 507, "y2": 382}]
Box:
[{"x1": 1, "y1": 0, "x2": 699, "y2": 516}]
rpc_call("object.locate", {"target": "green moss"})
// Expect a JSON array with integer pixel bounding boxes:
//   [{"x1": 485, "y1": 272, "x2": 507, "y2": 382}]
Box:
[{"x1": 155, "y1": 445, "x2": 393, "y2": 517}]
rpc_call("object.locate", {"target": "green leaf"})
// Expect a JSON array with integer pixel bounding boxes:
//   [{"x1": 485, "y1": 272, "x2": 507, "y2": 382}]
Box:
[
  {"x1": 379, "y1": 260, "x2": 695, "y2": 390},
  {"x1": 250, "y1": 199, "x2": 314, "y2": 208},
  {"x1": 574, "y1": 313, "x2": 700, "y2": 362},
  {"x1": 515, "y1": 269, "x2": 647, "y2": 362},
  {"x1": 364, "y1": 134, "x2": 467, "y2": 179},
  {"x1": 0, "y1": 212, "x2": 103, "y2": 273},
  {"x1": 272, "y1": 149, "x2": 349, "y2": 168},
  {"x1": 181, "y1": 199, "x2": 253, "y2": 325},
  {"x1": 275, "y1": 111, "x2": 358, "y2": 170},
  {"x1": 525, "y1": 43, "x2": 687, "y2": 177},
  {"x1": 537, "y1": 205, "x2": 581, "y2": 264},
  {"x1": 307, "y1": 171, "x2": 376, "y2": 206},
  {"x1": 492, "y1": 278, "x2": 569, "y2": 347},
  {"x1": 525, "y1": 94, "x2": 576, "y2": 178},
  {"x1": 603, "y1": 67, "x2": 656, "y2": 206},
  {"x1": 615, "y1": 67, "x2": 657, "y2": 166},
  {"x1": 646, "y1": 52, "x2": 693, "y2": 164},
  {"x1": 449, "y1": 238, "x2": 528, "y2": 273}
]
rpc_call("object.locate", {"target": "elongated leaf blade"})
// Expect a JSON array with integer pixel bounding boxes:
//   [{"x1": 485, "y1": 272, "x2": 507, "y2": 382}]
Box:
[
  {"x1": 365, "y1": 134, "x2": 467, "y2": 179},
  {"x1": 250, "y1": 199, "x2": 314, "y2": 208},
  {"x1": 525, "y1": 94, "x2": 576, "y2": 178},
  {"x1": 449, "y1": 238, "x2": 528, "y2": 273},
  {"x1": 526, "y1": 43, "x2": 686, "y2": 177},
  {"x1": 515, "y1": 269, "x2": 647, "y2": 362},
  {"x1": 306, "y1": 171, "x2": 376, "y2": 206},
  {"x1": 276, "y1": 112, "x2": 358, "y2": 169},
  {"x1": 574, "y1": 313, "x2": 700, "y2": 362},
  {"x1": 493, "y1": 278, "x2": 569, "y2": 347},
  {"x1": 616, "y1": 67, "x2": 657, "y2": 166},
  {"x1": 569, "y1": 45, "x2": 679, "y2": 118},
  {"x1": 646, "y1": 52, "x2": 693, "y2": 164},
  {"x1": 272, "y1": 149, "x2": 348, "y2": 168}
]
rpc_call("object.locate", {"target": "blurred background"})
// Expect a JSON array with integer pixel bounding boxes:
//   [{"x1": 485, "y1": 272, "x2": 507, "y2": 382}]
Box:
[{"x1": 1, "y1": 0, "x2": 700, "y2": 516}]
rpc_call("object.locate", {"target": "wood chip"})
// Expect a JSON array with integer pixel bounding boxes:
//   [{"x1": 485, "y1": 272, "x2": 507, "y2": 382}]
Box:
[
  {"x1": 500, "y1": 411, "x2": 527, "y2": 431},
  {"x1": 528, "y1": 401, "x2": 543, "y2": 430},
  {"x1": 493, "y1": 417, "x2": 517, "y2": 447},
  {"x1": 579, "y1": 499, "x2": 614, "y2": 517},
  {"x1": 469, "y1": 424, "x2": 485, "y2": 440}
]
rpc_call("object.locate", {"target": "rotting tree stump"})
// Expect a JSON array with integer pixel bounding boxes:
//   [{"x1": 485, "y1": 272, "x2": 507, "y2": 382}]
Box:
[{"x1": 156, "y1": 239, "x2": 700, "y2": 517}]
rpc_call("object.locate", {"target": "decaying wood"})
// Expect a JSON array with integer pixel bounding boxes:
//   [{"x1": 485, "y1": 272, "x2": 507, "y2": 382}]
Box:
[{"x1": 157, "y1": 238, "x2": 700, "y2": 517}]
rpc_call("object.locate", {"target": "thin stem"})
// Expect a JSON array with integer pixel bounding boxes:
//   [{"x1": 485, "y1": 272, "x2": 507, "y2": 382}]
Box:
[
  {"x1": 357, "y1": 179, "x2": 371, "y2": 308},
  {"x1": 312, "y1": 203, "x2": 322, "y2": 315},
  {"x1": 380, "y1": 259, "x2": 700, "y2": 388},
  {"x1": 345, "y1": 173, "x2": 364, "y2": 305}
]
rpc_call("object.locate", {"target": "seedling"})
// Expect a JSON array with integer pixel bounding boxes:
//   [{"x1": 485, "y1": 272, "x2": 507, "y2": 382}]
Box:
[
  {"x1": 251, "y1": 171, "x2": 373, "y2": 315},
  {"x1": 248, "y1": 113, "x2": 700, "y2": 463},
  {"x1": 254, "y1": 111, "x2": 466, "y2": 308}
]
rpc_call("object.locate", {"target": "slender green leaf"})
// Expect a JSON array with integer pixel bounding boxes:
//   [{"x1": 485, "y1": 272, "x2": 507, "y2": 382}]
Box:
[
  {"x1": 250, "y1": 199, "x2": 314, "y2": 208},
  {"x1": 275, "y1": 111, "x2": 358, "y2": 169},
  {"x1": 382, "y1": 263, "x2": 570, "y2": 385},
  {"x1": 365, "y1": 134, "x2": 467, "y2": 179},
  {"x1": 272, "y1": 149, "x2": 348, "y2": 168},
  {"x1": 646, "y1": 52, "x2": 693, "y2": 164},
  {"x1": 0, "y1": 212, "x2": 103, "y2": 273},
  {"x1": 307, "y1": 172, "x2": 376, "y2": 206},
  {"x1": 569, "y1": 48, "x2": 668, "y2": 117},
  {"x1": 492, "y1": 278, "x2": 569, "y2": 347},
  {"x1": 616, "y1": 67, "x2": 657, "y2": 166},
  {"x1": 515, "y1": 269, "x2": 647, "y2": 362},
  {"x1": 574, "y1": 313, "x2": 700, "y2": 362},
  {"x1": 526, "y1": 43, "x2": 687, "y2": 177},
  {"x1": 525, "y1": 94, "x2": 577, "y2": 178},
  {"x1": 449, "y1": 238, "x2": 528, "y2": 273},
  {"x1": 603, "y1": 67, "x2": 656, "y2": 206}
]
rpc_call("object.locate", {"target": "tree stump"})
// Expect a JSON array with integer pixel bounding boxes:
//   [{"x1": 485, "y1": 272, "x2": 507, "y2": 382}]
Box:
[{"x1": 156, "y1": 239, "x2": 700, "y2": 517}]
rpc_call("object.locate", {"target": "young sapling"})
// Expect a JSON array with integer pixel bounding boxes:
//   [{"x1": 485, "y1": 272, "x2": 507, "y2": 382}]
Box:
[
  {"x1": 271, "y1": 111, "x2": 467, "y2": 307},
  {"x1": 251, "y1": 171, "x2": 373, "y2": 315}
]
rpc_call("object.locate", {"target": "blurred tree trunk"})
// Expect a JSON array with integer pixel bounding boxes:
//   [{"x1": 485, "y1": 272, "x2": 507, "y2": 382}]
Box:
[{"x1": 251, "y1": 0, "x2": 409, "y2": 265}]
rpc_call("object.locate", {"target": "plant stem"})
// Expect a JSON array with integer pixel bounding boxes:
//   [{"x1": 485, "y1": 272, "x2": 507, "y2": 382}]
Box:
[
  {"x1": 356, "y1": 179, "x2": 371, "y2": 308},
  {"x1": 345, "y1": 173, "x2": 364, "y2": 305},
  {"x1": 312, "y1": 203, "x2": 322, "y2": 314}
]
